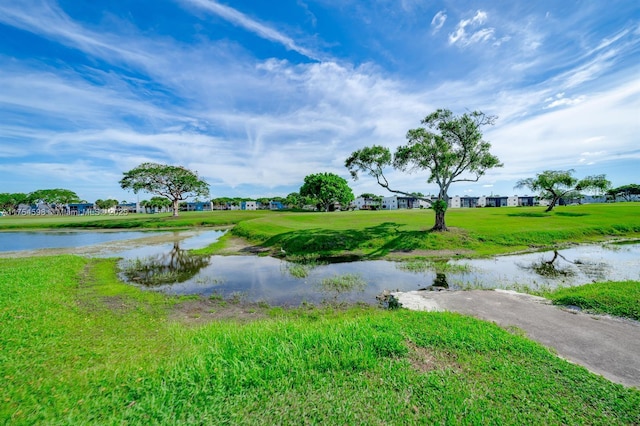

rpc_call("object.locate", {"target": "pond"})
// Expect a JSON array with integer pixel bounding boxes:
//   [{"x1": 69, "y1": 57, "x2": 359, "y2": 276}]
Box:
[
  {"x1": 0, "y1": 230, "x2": 161, "y2": 252},
  {"x1": 0, "y1": 229, "x2": 226, "y2": 257},
  {"x1": 111, "y1": 233, "x2": 640, "y2": 306},
  {"x1": 3, "y1": 229, "x2": 638, "y2": 306}
]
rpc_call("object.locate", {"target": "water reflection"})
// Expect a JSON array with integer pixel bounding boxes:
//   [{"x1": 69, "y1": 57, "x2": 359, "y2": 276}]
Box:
[
  {"x1": 518, "y1": 251, "x2": 576, "y2": 278},
  {"x1": 120, "y1": 241, "x2": 210, "y2": 286},
  {"x1": 434, "y1": 272, "x2": 449, "y2": 288},
  {"x1": 113, "y1": 238, "x2": 640, "y2": 306}
]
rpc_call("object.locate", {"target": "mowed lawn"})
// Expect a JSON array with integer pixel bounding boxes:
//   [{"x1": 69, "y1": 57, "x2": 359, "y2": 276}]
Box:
[
  {"x1": 0, "y1": 210, "x2": 272, "y2": 230},
  {"x1": 2, "y1": 203, "x2": 639, "y2": 258},
  {"x1": 231, "y1": 203, "x2": 640, "y2": 258},
  {"x1": 1, "y1": 255, "x2": 639, "y2": 424}
]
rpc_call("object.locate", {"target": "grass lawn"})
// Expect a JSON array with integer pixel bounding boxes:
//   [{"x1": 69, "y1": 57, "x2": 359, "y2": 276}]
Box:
[
  {"x1": 545, "y1": 281, "x2": 640, "y2": 321},
  {"x1": 1, "y1": 255, "x2": 639, "y2": 424},
  {"x1": 231, "y1": 203, "x2": 640, "y2": 259},
  {"x1": 0, "y1": 210, "x2": 272, "y2": 230},
  {"x1": 2, "y1": 203, "x2": 639, "y2": 260}
]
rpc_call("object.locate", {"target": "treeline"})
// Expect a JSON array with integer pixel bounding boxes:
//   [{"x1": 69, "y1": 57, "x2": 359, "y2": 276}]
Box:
[
  {"x1": 607, "y1": 184, "x2": 640, "y2": 202},
  {"x1": 0, "y1": 189, "x2": 81, "y2": 214}
]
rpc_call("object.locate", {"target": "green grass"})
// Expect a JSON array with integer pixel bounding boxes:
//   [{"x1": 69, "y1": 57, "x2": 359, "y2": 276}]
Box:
[
  {"x1": 1, "y1": 255, "x2": 639, "y2": 424},
  {"x1": 544, "y1": 281, "x2": 640, "y2": 321},
  {"x1": 231, "y1": 203, "x2": 640, "y2": 259},
  {"x1": 3, "y1": 204, "x2": 639, "y2": 260},
  {"x1": 0, "y1": 210, "x2": 271, "y2": 230}
]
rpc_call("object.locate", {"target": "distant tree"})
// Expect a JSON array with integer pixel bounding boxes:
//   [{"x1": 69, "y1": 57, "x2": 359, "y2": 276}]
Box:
[
  {"x1": 95, "y1": 199, "x2": 118, "y2": 210},
  {"x1": 358, "y1": 193, "x2": 383, "y2": 208},
  {"x1": 142, "y1": 196, "x2": 172, "y2": 213},
  {"x1": 300, "y1": 172, "x2": 354, "y2": 211},
  {"x1": 515, "y1": 170, "x2": 611, "y2": 212},
  {"x1": 30, "y1": 188, "x2": 80, "y2": 213},
  {"x1": 31, "y1": 188, "x2": 80, "y2": 204},
  {"x1": 120, "y1": 163, "x2": 209, "y2": 217},
  {"x1": 346, "y1": 109, "x2": 501, "y2": 231},
  {"x1": 256, "y1": 197, "x2": 271, "y2": 209},
  {"x1": 607, "y1": 184, "x2": 640, "y2": 202},
  {"x1": 285, "y1": 192, "x2": 304, "y2": 209},
  {"x1": 0, "y1": 192, "x2": 32, "y2": 213}
]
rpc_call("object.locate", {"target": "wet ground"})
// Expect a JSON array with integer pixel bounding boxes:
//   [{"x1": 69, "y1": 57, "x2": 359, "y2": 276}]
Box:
[{"x1": 2, "y1": 230, "x2": 639, "y2": 306}]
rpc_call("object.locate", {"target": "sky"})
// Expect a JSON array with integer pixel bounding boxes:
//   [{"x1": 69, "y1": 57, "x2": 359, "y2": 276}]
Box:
[{"x1": 1, "y1": 0, "x2": 639, "y2": 203}]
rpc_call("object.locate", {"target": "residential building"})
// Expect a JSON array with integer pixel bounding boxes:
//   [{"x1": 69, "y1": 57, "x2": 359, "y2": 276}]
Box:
[
  {"x1": 241, "y1": 201, "x2": 257, "y2": 210},
  {"x1": 185, "y1": 201, "x2": 213, "y2": 211},
  {"x1": 380, "y1": 195, "x2": 430, "y2": 210},
  {"x1": 352, "y1": 196, "x2": 381, "y2": 210},
  {"x1": 68, "y1": 203, "x2": 97, "y2": 215}
]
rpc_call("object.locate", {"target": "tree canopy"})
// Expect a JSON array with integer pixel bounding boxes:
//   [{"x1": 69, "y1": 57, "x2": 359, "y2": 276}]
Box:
[
  {"x1": 515, "y1": 170, "x2": 611, "y2": 212},
  {"x1": 300, "y1": 172, "x2": 354, "y2": 211},
  {"x1": 607, "y1": 184, "x2": 640, "y2": 202},
  {"x1": 31, "y1": 188, "x2": 80, "y2": 205},
  {"x1": 141, "y1": 196, "x2": 172, "y2": 213},
  {"x1": 120, "y1": 163, "x2": 209, "y2": 217},
  {"x1": 95, "y1": 199, "x2": 119, "y2": 210},
  {"x1": 346, "y1": 109, "x2": 501, "y2": 231},
  {"x1": 0, "y1": 193, "x2": 32, "y2": 213}
]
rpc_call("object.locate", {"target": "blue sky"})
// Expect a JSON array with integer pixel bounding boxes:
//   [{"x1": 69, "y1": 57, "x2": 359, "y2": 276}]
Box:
[{"x1": 1, "y1": 0, "x2": 638, "y2": 202}]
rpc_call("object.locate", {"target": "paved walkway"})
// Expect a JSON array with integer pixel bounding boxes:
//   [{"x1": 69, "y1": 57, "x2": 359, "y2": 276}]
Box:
[{"x1": 393, "y1": 289, "x2": 640, "y2": 388}]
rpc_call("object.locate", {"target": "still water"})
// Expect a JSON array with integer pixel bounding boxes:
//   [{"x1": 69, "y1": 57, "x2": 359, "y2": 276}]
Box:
[
  {"x1": 2, "y1": 229, "x2": 638, "y2": 306},
  {"x1": 0, "y1": 230, "x2": 159, "y2": 252},
  {"x1": 109, "y1": 233, "x2": 640, "y2": 306}
]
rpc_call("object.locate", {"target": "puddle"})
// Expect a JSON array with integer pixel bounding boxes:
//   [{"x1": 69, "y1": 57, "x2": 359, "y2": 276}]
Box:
[
  {"x1": 116, "y1": 240, "x2": 640, "y2": 306},
  {"x1": 3, "y1": 229, "x2": 639, "y2": 306},
  {"x1": 0, "y1": 229, "x2": 226, "y2": 258},
  {"x1": 0, "y1": 230, "x2": 158, "y2": 252}
]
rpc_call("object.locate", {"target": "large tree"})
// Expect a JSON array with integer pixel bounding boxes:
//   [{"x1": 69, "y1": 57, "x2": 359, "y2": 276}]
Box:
[
  {"x1": 300, "y1": 172, "x2": 354, "y2": 211},
  {"x1": 120, "y1": 163, "x2": 209, "y2": 217},
  {"x1": 346, "y1": 109, "x2": 502, "y2": 231},
  {"x1": 515, "y1": 170, "x2": 611, "y2": 212}
]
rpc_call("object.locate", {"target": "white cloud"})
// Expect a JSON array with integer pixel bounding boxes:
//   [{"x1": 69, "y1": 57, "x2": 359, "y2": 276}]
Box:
[
  {"x1": 179, "y1": 0, "x2": 322, "y2": 60},
  {"x1": 431, "y1": 10, "x2": 446, "y2": 33},
  {"x1": 449, "y1": 10, "x2": 495, "y2": 47},
  {"x1": 544, "y1": 94, "x2": 587, "y2": 109}
]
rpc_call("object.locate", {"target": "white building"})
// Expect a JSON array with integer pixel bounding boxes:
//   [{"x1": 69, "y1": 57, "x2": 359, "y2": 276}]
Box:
[
  {"x1": 352, "y1": 196, "x2": 381, "y2": 210},
  {"x1": 380, "y1": 196, "x2": 430, "y2": 210}
]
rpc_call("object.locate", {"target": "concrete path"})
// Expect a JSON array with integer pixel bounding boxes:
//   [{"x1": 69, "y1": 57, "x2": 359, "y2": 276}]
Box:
[{"x1": 393, "y1": 289, "x2": 640, "y2": 388}]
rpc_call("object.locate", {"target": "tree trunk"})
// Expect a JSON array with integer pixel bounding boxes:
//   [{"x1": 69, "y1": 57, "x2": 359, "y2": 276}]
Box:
[
  {"x1": 172, "y1": 199, "x2": 180, "y2": 217},
  {"x1": 545, "y1": 196, "x2": 560, "y2": 212},
  {"x1": 432, "y1": 210, "x2": 447, "y2": 231},
  {"x1": 431, "y1": 197, "x2": 448, "y2": 231}
]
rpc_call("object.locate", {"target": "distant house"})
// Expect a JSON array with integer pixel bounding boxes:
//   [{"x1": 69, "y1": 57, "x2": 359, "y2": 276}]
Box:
[
  {"x1": 185, "y1": 201, "x2": 213, "y2": 212},
  {"x1": 241, "y1": 201, "x2": 257, "y2": 211},
  {"x1": 117, "y1": 202, "x2": 138, "y2": 213},
  {"x1": 483, "y1": 196, "x2": 508, "y2": 207},
  {"x1": 449, "y1": 196, "x2": 480, "y2": 208},
  {"x1": 352, "y1": 196, "x2": 381, "y2": 210},
  {"x1": 380, "y1": 195, "x2": 429, "y2": 210},
  {"x1": 517, "y1": 196, "x2": 536, "y2": 207},
  {"x1": 68, "y1": 203, "x2": 97, "y2": 215},
  {"x1": 269, "y1": 201, "x2": 284, "y2": 210},
  {"x1": 580, "y1": 195, "x2": 607, "y2": 204},
  {"x1": 381, "y1": 196, "x2": 398, "y2": 210}
]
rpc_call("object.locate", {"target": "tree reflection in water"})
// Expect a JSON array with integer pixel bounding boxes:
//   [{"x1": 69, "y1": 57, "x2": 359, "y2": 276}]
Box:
[
  {"x1": 434, "y1": 272, "x2": 449, "y2": 288},
  {"x1": 121, "y1": 241, "x2": 210, "y2": 286},
  {"x1": 520, "y1": 251, "x2": 576, "y2": 278}
]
